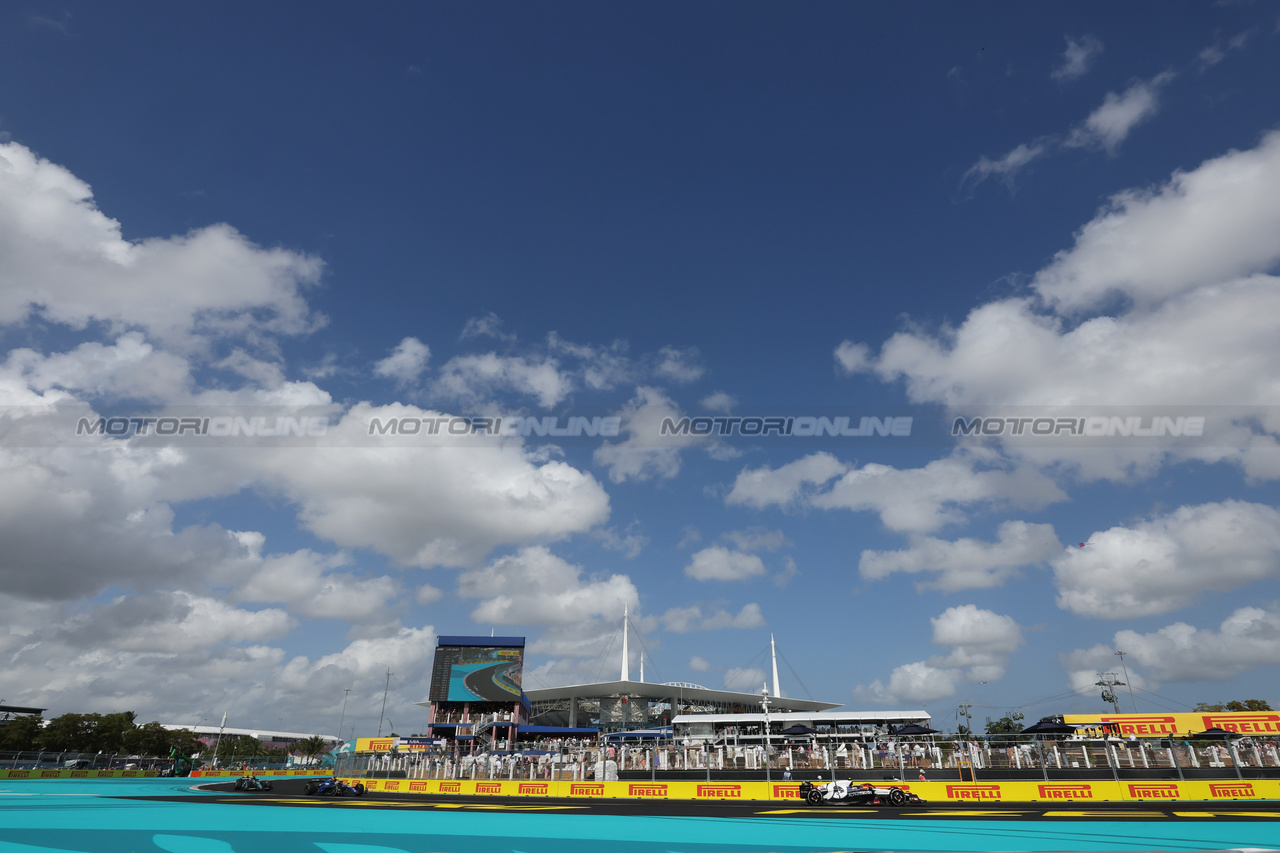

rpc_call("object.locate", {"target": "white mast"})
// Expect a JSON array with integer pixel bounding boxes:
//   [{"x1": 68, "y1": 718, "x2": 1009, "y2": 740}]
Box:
[
  {"x1": 770, "y1": 633, "x2": 782, "y2": 698},
  {"x1": 621, "y1": 604, "x2": 630, "y2": 682}
]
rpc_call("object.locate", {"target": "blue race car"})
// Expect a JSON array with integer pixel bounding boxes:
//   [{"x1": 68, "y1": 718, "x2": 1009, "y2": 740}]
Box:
[{"x1": 304, "y1": 776, "x2": 366, "y2": 797}]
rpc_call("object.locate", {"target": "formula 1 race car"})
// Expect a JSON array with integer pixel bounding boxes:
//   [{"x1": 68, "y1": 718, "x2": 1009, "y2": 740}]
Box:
[
  {"x1": 232, "y1": 775, "x2": 274, "y2": 791},
  {"x1": 798, "y1": 779, "x2": 924, "y2": 807},
  {"x1": 304, "y1": 777, "x2": 366, "y2": 797}
]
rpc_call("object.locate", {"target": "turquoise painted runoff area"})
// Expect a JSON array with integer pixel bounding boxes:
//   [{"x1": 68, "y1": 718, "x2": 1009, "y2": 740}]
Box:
[{"x1": 2, "y1": 779, "x2": 1279, "y2": 853}]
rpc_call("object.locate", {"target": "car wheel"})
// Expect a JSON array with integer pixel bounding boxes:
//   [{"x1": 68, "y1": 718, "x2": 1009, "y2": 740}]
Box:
[
  {"x1": 263, "y1": 782, "x2": 272, "y2": 791},
  {"x1": 304, "y1": 782, "x2": 317, "y2": 795},
  {"x1": 888, "y1": 788, "x2": 907, "y2": 806},
  {"x1": 805, "y1": 788, "x2": 824, "y2": 806},
  {"x1": 354, "y1": 783, "x2": 366, "y2": 796},
  {"x1": 234, "y1": 779, "x2": 243, "y2": 790}
]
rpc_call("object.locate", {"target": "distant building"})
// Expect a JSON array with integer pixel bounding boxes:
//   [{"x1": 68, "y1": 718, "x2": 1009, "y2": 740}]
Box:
[
  {"x1": 0, "y1": 704, "x2": 45, "y2": 726},
  {"x1": 159, "y1": 724, "x2": 340, "y2": 750},
  {"x1": 415, "y1": 616, "x2": 856, "y2": 751}
]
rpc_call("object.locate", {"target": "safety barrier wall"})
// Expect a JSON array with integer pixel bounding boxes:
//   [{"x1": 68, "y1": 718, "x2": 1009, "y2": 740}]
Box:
[
  {"x1": 338, "y1": 736, "x2": 1280, "y2": 779},
  {"x1": 0, "y1": 768, "x2": 327, "y2": 780},
  {"x1": 189, "y1": 769, "x2": 327, "y2": 777},
  {"x1": 0, "y1": 769, "x2": 161, "y2": 779},
  {"x1": 340, "y1": 777, "x2": 1280, "y2": 803}
]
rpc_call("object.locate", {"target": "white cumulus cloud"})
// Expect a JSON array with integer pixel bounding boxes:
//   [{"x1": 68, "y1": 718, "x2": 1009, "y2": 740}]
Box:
[
  {"x1": 0, "y1": 140, "x2": 325, "y2": 349},
  {"x1": 374, "y1": 337, "x2": 431, "y2": 384},
  {"x1": 1052, "y1": 35, "x2": 1103, "y2": 81},
  {"x1": 855, "y1": 606, "x2": 1022, "y2": 703},
  {"x1": 860, "y1": 521, "x2": 1061, "y2": 591},
  {"x1": 1063, "y1": 606, "x2": 1280, "y2": 686},
  {"x1": 458, "y1": 546, "x2": 638, "y2": 627},
  {"x1": 1064, "y1": 72, "x2": 1174, "y2": 154},
  {"x1": 1052, "y1": 501, "x2": 1280, "y2": 619},
  {"x1": 661, "y1": 602, "x2": 765, "y2": 633},
  {"x1": 684, "y1": 546, "x2": 768, "y2": 582}
]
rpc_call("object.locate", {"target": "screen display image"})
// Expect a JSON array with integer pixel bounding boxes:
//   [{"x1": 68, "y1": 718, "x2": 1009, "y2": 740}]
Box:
[{"x1": 429, "y1": 638, "x2": 524, "y2": 703}]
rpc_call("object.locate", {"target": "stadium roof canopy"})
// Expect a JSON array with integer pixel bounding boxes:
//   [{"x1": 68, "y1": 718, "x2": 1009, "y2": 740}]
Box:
[{"x1": 522, "y1": 680, "x2": 839, "y2": 713}]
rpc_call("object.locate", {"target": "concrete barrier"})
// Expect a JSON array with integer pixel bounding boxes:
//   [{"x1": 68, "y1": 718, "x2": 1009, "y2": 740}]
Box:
[{"x1": 340, "y1": 777, "x2": 1280, "y2": 803}]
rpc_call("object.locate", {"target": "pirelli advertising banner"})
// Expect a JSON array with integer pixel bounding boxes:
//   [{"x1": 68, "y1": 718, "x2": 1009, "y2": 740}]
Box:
[
  {"x1": 1063, "y1": 711, "x2": 1280, "y2": 737},
  {"x1": 0, "y1": 769, "x2": 161, "y2": 779},
  {"x1": 188, "y1": 769, "x2": 327, "y2": 777},
  {"x1": 342, "y1": 778, "x2": 1280, "y2": 802},
  {"x1": 0, "y1": 768, "x2": 328, "y2": 780},
  {"x1": 355, "y1": 737, "x2": 398, "y2": 753}
]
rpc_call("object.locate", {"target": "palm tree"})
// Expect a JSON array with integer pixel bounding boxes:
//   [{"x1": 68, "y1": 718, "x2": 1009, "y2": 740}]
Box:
[{"x1": 293, "y1": 735, "x2": 328, "y2": 759}]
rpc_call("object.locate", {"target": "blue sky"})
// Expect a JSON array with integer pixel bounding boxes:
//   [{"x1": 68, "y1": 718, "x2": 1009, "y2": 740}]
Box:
[{"x1": 2, "y1": 2, "x2": 1280, "y2": 738}]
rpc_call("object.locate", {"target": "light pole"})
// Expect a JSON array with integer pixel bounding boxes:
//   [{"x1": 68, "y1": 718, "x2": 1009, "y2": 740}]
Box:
[
  {"x1": 212, "y1": 711, "x2": 228, "y2": 767},
  {"x1": 338, "y1": 687, "x2": 351, "y2": 744},
  {"x1": 1096, "y1": 673, "x2": 1123, "y2": 714},
  {"x1": 1114, "y1": 651, "x2": 1139, "y2": 712},
  {"x1": 761, "y1": 684, "x2": 772, "y2": 784},
  {"x1": 378, "y1": 668, "x2": 392, "y2": 737}
]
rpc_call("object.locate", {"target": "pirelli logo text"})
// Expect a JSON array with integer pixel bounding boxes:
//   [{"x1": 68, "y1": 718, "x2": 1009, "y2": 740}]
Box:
[
  {"x1": 1100, "y1": 715, "x2": 1178, "y2": 735},
  {"x1": 946, "y1": 785, "x2": 1002, "y2": 800},
  {"x1": 1209, "y1": 783, "x2": 1255, "y2": 798},
  {"x1": 1128, "y1": 784, "x2": 1179, "y2": 798},
  {"x1": 366, "y1": 738, "x2": 396, "y2": 751},
  {"x1": 628, "y1": 784, "x2": 668, "y2": 797},
  {"x1": 409, "y1": 781, "x2": 430, "y2": 792},
  {"x1": 570, "y1": 783, "x2": 604, "y2": 796},
  {"x1": 697, "y1": 784, "x2": 742, "y2": 798},
  {"x1": 1202, "y1": 714, "x2": 1280, "y2": 735},
  {"x1": 1038, "y1": 784, "x2": 1093, "y2": 799},
  {"x1": 519, "y1": 783, "x2": 549, "y2": 795},
  {"x1": 772, "y1": 784, "x2": 801, "y2": 799},
  {"x1": 383, "y1": 781, "x2": 401, "y2": 791},
  {"x1": 476, "y1": 783, "x2": 502, "y2": 794},
  {"x1": 7, "y1": 770, "x2": 29, "y2": 778},
  {"x1": 69, "y1": 771, "x2": 88, "y2": 778},
  {"x1": 439, "y1": 782, "x2": 461, "y2": 793}
]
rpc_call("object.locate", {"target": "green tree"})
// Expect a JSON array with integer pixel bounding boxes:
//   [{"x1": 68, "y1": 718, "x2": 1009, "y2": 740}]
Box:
[
  {"x1": 90, "y1": 712, "x2": 138, "y2": 753},
  {"x1": 37, "y1": 711, "x2": 140, "y2": 753},
  {"x1": 984, "y1": 713, "x2": 1025, "y2": 735},
  {"x1": 40, "y1": 713, "x2": 97, "y2": 752},
  {"x1": 124, "y1": 722, "x2": 177, "y2": 756},
  {"x1": 292, "y1": 735, "x2": 328, "y2": 758},
  {"x1": 1193, "y1": 700, "x2": 1273, "y2": 712},
  {"x1": 211, "y1": 734, "x2": 265, "y2": 760},
  {"x1": 164, "y1": 728, "x2": 205, "y2": 758}
]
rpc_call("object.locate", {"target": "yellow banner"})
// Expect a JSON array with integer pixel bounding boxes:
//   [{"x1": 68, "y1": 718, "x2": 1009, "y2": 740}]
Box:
[
  {"x1": 1063, "y1": 711, "x2": 1280, "y2": 737},
  {"x1": 0, "y1": 769, "x2": 160, "y2": 779},
  {"x1": 355, "y1": 737, "x2": 398, "y2": 753},
  {"x1": 188, "y1": 769, "x2": 327, "y2": 777},
  {"x1": 341, "y1": 777, "x2": 1280, "y2": 803}
]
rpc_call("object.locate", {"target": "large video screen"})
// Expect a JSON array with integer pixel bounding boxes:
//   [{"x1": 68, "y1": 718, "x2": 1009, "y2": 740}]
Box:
[{"x1": 428, "y1": 636, "x2": 525, "y2": 703}]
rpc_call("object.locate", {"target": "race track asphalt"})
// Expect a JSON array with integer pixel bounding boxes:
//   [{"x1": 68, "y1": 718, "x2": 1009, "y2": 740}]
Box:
[
  {"x1": 3, "y1": 776, "x2": 1279, "y2": 853},
  {"x1": 181, "y1": 777, "x2": 1280, "y2": 822}
]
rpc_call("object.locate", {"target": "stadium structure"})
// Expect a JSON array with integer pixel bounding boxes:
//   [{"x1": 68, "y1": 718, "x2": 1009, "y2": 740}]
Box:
[
  {"x1": 416, "y1": 611, "x2": 848, "y2": 751},
  {"x1": 158, "y1": 723, "x2": 341, "y2": 750}
]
